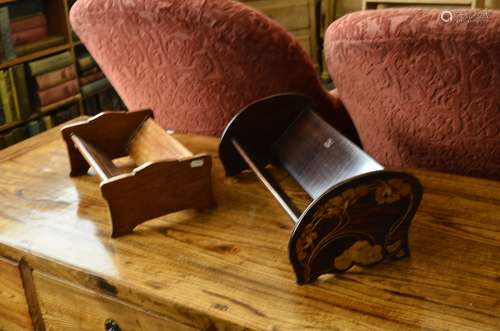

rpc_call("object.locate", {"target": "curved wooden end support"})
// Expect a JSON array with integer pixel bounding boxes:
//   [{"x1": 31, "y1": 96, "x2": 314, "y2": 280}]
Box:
[
  {"x1": 100, "y1": 155, "x2": 214, "y2": 238},
  {"x1": 219, "y1": 93, "x2": 310, "y2": 176},
  {"x1": 61, "y1": 110, "x2": 154, "y2": 177},
  {"x1": 289, "y1": 170, "x2": 423, "y2": 284}
]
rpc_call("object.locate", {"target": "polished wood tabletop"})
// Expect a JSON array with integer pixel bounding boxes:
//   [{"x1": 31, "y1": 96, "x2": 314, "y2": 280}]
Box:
[{"x1": 0, "y1": 120, "x2": 499, "y2": 330}]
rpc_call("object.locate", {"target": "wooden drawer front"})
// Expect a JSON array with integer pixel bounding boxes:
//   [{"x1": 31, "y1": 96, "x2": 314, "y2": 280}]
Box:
[
  {"x1": 242, "y1": 0, "x2": 311, "y2": 31},
  {"x1": 0, "y1": 257, "x2": 32, "y2": 331},
  {"x1": 34, "y1": 272, "x2": 194, "y2": 331}
]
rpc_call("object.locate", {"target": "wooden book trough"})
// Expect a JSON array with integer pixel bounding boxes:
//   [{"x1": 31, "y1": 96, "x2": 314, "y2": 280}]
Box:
[
  {"x1": 219, "y1": 94, "x2": 423, "y2": 284},
  {"x1": 62, "y1": 110, "x2": 214, "y2": 237}
]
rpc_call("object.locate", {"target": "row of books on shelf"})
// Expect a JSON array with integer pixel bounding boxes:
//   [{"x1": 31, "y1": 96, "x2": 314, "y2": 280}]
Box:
[
  {"x1": 0, "y1": 88, "x2": 125, "y2": 150},
  {"x1": 0, "y1": 50, "x2": 112, "y2": 126},
  {"x1": 77, "y1": 51, "x2": 111, "y2": 98},
  {"x1": 0, "y1": 1, "x2": 66, "y2": 61},
  {"x1": 0, "y1": 104, "x2": 79, "y2": 149}
]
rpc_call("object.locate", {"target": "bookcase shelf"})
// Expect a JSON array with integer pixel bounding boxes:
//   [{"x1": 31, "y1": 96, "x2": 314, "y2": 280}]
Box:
[
  {"x1": 0, "y1": 0, "x2": 123, "y2": 149},
  {"x1": 0, "y1": 94, "x2": 80, "y2": 133},
  {"x1": 0, "y1": 43, "x2": 71, "y2": 70},
  {"x1": 82, "y1": 84, "x2": 112, "y2": 99},
  {"x1": 38, "y1": 93, "x2": 81, "y2": 113}
]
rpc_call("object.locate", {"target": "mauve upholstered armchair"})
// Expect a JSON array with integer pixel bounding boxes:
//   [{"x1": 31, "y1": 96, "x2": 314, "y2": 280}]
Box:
[
  {"x1": 69, "y1": 0, "x2": 359, "y2": 142},
  {"x1": 325, "y1": 9, "x2": 500, "y2": 180}
]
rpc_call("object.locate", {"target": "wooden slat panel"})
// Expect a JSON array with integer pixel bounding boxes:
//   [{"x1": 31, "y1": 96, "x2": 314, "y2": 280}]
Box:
[
  {"x1": 128, "y1": 118, "x2": 192, "y2": 166},
  {"x1": 292, "y1": 29, "x2": 311, "y2": 56},
  {"x1": 71, "y1": 135, "x2": 125, "y2": 180},
  {"x1": 273, "y1": 111, "x2": 382, "y2": 199},
  {"x1": 34, "y1": 272, "x2": 195, "y2": 331},
  {"x1": 0, "y1": 258, "x2": 33, "y2": 331},
  {"x1": 242, "y1": 0, "x2": 310, "y2": 31}
]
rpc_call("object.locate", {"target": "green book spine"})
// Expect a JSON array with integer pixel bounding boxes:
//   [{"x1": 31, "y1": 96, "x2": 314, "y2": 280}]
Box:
[
  {"x1": 83, "y1": 95, "x2": 98, "y2": 115},
  {"x1": 0, "y1": 70, "x2": 17, "y2": 123},
  {"x1": 52, "y1": 110, "x2": 67, "y2": 125},
  {"x1": 12, "y1": 126, "x2": 27, "y2": 143},
  {"x1": 81, "y1": 78, "x2": 110, "y2": 98},
  {"x1": 68, "y1": 105, "x2": 80, "y2": 119},
  {"x1": 10, "y1": 65, "x2": 31, "y2": 120},
  {"x1": 14, "y1": 35, "x2": 65, "y2": 57},
  {"x1": 26, "y1": 120, "x2": 42, "y2": 137},
  {"x1": 77, "y1": 54, "x2": 96, "y2": 72},
  {"x1": 42, "y1": 115, "x2": 52, "y2": 129},
  {"x1": 28, "y1": 51, "x2": 72, "y2": 76},
  {"x1": 4, "y1": 126, "x2": 26, "y2": 146},
  {"x1": 7, "y1": 0, "x2": 44, "y2": 18},
  {"x1": 7, "y1": 68, "x2": 21, "y2": 121},
  {"x1": 0, "y1": 7, "x2": 16, "y2": 60},
  {"x1": 3, "y1": 130, "x2": 16, "y2": 146},
  {"x1": 0, "y1": 104, "x2": 5, "y2": 125}
]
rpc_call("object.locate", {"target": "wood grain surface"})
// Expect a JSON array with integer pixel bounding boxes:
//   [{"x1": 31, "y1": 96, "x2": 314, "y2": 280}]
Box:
[
  {"x1": 34, "y1": 271, "x2": 194, "y2": 331},
  {"x1": 0, "y1": 119, "x2": 499, "y2": 330},
  {"x1": 0, "y1": 257, "x2": 33, "y2": 331}
]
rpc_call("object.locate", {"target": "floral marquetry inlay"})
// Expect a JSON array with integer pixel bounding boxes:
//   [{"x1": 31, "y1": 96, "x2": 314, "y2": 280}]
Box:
[{"x1": 290, "y1": 172, "x2": 422, "y2": 284}]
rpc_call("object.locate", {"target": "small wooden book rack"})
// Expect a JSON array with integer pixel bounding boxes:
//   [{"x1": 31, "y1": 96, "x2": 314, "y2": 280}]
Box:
[
  {"x1": 219, "y1": 94, "x2": 423, "y2": 284},
  {"x1": 62, "y1": 110, "x2": 214, "y2": 237}
]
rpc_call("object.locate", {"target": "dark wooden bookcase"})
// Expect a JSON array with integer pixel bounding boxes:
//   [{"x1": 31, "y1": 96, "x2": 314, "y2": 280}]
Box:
[{"x1": 0, "y1": 0, "x2": 117, "y2": 144}]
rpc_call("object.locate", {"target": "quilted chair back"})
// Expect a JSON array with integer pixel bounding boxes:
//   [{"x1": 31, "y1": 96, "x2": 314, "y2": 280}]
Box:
[
  {"x1": 70, "y1": 0, "x2": 356, "y2": 137},
  {"x1": 325, "y1": 9, "x2": 500, "y2": 180}
]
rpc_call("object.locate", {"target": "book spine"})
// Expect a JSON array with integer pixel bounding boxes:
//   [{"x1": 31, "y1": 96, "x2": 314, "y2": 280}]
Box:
[
  {"x1": 3, "y1": 129, "x2": 16, "y2": 146},
  {"x1": 3, "y1": 127, "x2": 27, "y2": 146},
  {"x1": 0, "y1": 70, "x2": 16, "y2": 123},
  {"x1": 0, "y1": 105, "x2": 5, "y2": 125},
  {"x1": 0, "y1": 7, "x2": 16, "y2": 60},
  {"x1": 14, "y1": 35, "x2": 65, "y2": 57},
  {"x1": 10, "y1": 13, "x2": 46, "y2": 33},
  {"x1": 7, "y1": 68, "x2": 22, "y2": 121},
  {"x1": 28, "y1": 51, "x2": 72, "y2": 76},
  {"x1": 12, "y1": 25, "x2": 48, "y2": 46},
  {"x1": 77, "y1": 55, "x2": 96, "y2": 72},
  {"x1": 35, "y1": 65, "x2": 76, "y2": 91},
  {"x1": 42, "y1": 115, "x2": 53, "y2": 129},
  {"x1": 38, "y1": 94, "x2": 80, "y2": 113},
  {"x1": 11, "y1": 65, "x2": 31, "y2": 120},
  {"x1": 37, "y1": 79, "x2": 79, "y2": 106},
  {"x1": 97, "y1": 89, "x2": 114, "y2": 111},
  {"x1": 83, "y1": 95, "x2": 99, "y2": 116},
  {"x1": 81, "y1": 78, "x2": 110, "y2": 98},
  {"x1": 79, "y1": 71, "x2": 104, "y2": 86},
  {"x1": 26, "y1": 119, "x2": 44, "y2": 136},
  {"x1": 6, "y1": 0, "x2": 44, "y2": 18},
  {"x1": 80, "y1": 66, "x2": 99, "y2": 77}
]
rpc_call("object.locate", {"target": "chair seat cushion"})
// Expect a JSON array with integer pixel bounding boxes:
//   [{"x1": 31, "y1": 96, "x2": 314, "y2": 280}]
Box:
[{"x1": 325, "y1": 8, "x2": 500, "y2": 179}]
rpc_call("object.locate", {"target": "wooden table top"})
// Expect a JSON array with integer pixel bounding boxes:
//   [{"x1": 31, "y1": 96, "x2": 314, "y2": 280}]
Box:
[{"x1": 0, "y1": 120, "x2": 499, "y2": 330}]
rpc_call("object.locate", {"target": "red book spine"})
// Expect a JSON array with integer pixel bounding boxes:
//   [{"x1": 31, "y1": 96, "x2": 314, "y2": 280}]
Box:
[
  {"x1": 12, "y1": 26, "x2": 48, "y2": 46},
  {"x1": 79, "y1": 71, "x2": 104, "y2": 86},
  {"x1": 37, "y1": 79, "x2": 79, "y2": 106},
  {"x1": 10, "y1": 14, "x2": 47, "y2": 33},
  {"x1": 35, "y1": 65, "x2": 77, "y2": 91}
]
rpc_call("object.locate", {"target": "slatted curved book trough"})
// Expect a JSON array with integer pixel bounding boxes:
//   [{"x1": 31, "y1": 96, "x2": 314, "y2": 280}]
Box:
[
  {"x1": 61, "y1": 110, "x2": 215, "y2": 237},
  {"x1": 219, "y1": 94, "x2": 423, "y2": 284}
]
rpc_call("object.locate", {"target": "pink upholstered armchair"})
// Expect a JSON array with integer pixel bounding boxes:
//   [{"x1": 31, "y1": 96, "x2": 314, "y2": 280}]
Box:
[
  {"x1": 69, "y1": 0, "x2": 359, "y2": 143},
  {"x1": 325, "y1": 9, "x2": 500, "y2": 180}
]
